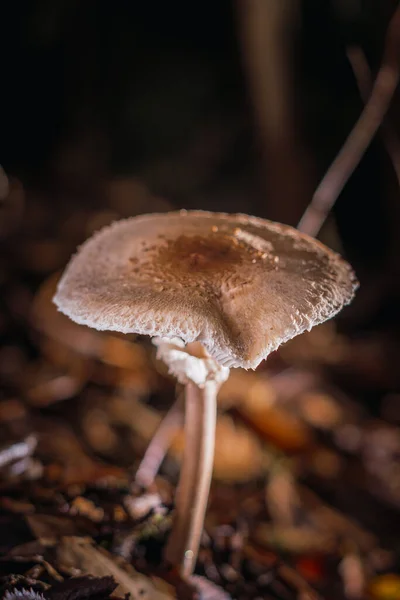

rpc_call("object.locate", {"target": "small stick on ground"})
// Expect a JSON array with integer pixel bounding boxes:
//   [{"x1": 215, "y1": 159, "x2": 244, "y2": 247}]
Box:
[{"x1": 298, "y1": 4, "x2": 400, "y2": 237}]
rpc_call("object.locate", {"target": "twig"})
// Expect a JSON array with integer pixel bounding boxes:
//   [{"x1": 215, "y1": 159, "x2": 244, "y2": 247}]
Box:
[
  {"x1": 298, "y1": 4, "x2": 400, "y2": 237},
  {"x1": 347, "y1": 45, "x2": 400, "y2": 185},
  {"x1": 134, "y1": 396, "x2": 183, "y2": 489}
]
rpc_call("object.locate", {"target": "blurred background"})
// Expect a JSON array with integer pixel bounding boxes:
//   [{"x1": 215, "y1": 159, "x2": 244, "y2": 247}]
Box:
[{"x1": 1, "y1": 2, "x2": 400, "y2": 599}]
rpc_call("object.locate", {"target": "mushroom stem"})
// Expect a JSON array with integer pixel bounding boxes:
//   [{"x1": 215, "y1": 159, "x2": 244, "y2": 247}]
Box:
[
  {"x1": 164, "y1": 379, "x2": 218, "y2": 578},
  {"x1": 134, "y1": 396, "x2": 183, "y2": 489}
]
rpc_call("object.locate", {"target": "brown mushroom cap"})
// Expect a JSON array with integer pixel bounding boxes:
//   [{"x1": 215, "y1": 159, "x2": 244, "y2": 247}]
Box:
[{"x1": 54, "y1": 210, "x2": 357, "y2": 369}]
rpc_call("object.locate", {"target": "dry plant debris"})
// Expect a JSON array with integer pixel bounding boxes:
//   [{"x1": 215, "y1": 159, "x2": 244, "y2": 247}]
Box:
[{"x1": 0, "y1": 188, "x2": 399, "y2": 600}]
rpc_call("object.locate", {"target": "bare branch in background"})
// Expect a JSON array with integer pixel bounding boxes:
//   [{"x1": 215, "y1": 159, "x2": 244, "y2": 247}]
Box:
[
  {"x1": 298, "y1": 4, "x2": 400, "y2": 237},
  {"x1": 237, "y1": 0, "x2": 312, "y2": 225},
  {"x1": 347, "y1": 45, "x2": 400, "y2": 185}
]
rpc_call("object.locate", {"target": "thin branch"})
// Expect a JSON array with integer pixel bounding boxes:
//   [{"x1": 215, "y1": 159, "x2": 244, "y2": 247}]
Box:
[
  {"x1": 298, "y1": 4, "x2": 400, "y2": 237},
  {"x1": 134, "y1": 397, "x2": 183, "y2": 489},
  {"x1": 347, "y1": 45, "x2": 400, "y2": 185}
]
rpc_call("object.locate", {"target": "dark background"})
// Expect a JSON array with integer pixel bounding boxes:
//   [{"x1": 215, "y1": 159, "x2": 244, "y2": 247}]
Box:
[
  {"x1": 1, "y1": 0, "x2": 400, "y2": 334},
  {"x1": 1, "y1": 6, "x2": 400, "y2": 598}
]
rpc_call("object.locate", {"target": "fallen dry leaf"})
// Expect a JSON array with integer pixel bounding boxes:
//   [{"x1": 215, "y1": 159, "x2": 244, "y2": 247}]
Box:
[{"x1": 55, "y1": 537, "x2": 174, "y2": 599}]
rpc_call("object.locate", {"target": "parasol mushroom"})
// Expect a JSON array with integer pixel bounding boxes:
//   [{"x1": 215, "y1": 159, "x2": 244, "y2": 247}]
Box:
[{"x1": 54, "y1": 210, "x2": 357, "y2": 578}]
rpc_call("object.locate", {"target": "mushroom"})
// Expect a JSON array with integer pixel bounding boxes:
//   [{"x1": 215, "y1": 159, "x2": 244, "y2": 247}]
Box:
[
  {"x1": 54, "y1": 210, "x2": 357, "y2": 578},
  {"x1": 33, "y1": 271, "x2": 154, "y2": 393}
]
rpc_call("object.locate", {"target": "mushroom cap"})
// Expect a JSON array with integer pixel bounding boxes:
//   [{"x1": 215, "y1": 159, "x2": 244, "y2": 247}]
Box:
[
  {"x1": 33, "y1": 271, "x2": 103, "y2": 356},
  {"x1": 54, "y1": 210, "x2": 357, "y2": 369}
]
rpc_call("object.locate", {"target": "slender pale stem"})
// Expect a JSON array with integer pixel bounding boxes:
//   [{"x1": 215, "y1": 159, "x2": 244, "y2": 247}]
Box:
[
  {"x1": 134, "y1": 396, "x2": 183, "y2": 489},
  {"x1": 164, "y1": 380, "x2": 218, "y2": 578}
]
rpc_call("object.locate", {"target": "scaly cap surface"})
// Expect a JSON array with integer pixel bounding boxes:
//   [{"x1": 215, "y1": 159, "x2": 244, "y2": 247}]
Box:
[{"x1": 54, "y1": 210, "x2": 357, "y2": 369}]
